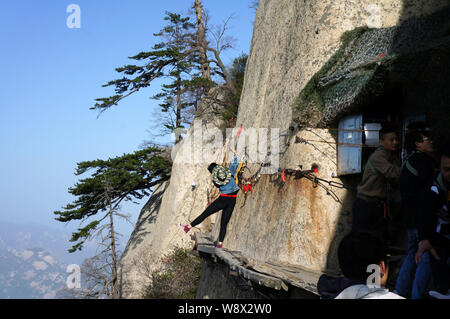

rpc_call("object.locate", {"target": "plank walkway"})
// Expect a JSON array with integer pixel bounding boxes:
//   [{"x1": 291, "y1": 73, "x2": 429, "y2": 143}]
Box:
[{"x1": 192, "y1": 232, "x2": 330, "y2": 295}]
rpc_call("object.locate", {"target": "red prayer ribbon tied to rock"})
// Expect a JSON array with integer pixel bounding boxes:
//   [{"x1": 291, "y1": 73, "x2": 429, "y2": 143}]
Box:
[{"x1": 242, "y1": 178, "x2": 252, "y2": 193}]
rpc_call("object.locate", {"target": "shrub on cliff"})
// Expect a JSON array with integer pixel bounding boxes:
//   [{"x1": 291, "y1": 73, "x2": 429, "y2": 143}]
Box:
[{"x1": 143, "y1": 247, "x2": 203, "y2": 299}]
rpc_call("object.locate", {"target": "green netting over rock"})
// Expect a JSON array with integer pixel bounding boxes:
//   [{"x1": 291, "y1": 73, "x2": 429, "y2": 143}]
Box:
[{"x1": 292, "y1": 5, "x2": 450, "y2": 128}]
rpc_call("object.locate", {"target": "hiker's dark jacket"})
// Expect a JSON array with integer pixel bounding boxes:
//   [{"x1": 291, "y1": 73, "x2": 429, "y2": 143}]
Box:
[
  {"x1": 400, "y1": 152, "x2": 437, "y2": 230},
  {"x1": 357, "y1": 147, "x2": 401, "y2": 202},
  {"x1": 419, "y1": 172, "x2": 450, "y2": 243}
]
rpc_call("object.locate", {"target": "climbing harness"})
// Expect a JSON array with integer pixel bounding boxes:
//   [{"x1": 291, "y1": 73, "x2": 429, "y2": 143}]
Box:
[
  {"x1": 235, "y1": 161, "x2": 245, "y2": 185},
  {"x1": 237, "y1": 160, "x2": 267, "y2": 194},
  {"x1": 220, "y1": 193, "x2": 238, "y2": 198}
]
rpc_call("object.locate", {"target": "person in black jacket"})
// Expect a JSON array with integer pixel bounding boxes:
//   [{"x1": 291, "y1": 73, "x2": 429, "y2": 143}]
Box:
[
  {"x1": 394, "y1": 122, "x2": 438, "y2": 299},
  {"x1": 415, "y1": 145, "x2": 450, "y2": 299}
]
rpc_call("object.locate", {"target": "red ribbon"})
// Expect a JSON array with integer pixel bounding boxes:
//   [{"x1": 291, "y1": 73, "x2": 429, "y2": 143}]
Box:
[{"x1": 242, "y1": 178, "x2": 252, "y2": 193}]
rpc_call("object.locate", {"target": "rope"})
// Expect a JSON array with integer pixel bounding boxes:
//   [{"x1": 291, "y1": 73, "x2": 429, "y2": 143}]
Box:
[
  {"x1": 303, "y1": 128, "x2": 337, "y2": 151},
  {"x1": 229, "y1": 127, "x2": 355, "y2": 203},
  {"x1": 295, "y1": 136, "x2": 377, "y2": 148},
  {"x1": 303, "y1": 174, "x2": 345, "y2": 204},
  {"x1": 295, "y1": 138, "x2": 337, "y2": 166},
  {"x1": 279, "y1": 169, "x2": 350, "y2": 204}
]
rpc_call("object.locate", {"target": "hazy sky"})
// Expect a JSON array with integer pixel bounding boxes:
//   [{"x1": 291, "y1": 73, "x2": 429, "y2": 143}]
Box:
[{"x1": 0, "y1": 0, "x2": 255, "y2": 252}]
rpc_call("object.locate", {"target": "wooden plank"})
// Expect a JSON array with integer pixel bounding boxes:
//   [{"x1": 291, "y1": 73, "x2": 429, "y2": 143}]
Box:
[
  {"x1": 194, "y1": 232, "x2": 217, "y2": 255},
  {"x1": 215, "y1": 249, "x2": 241, "y2": 271},
  {"x1": 197, "y1": 244, "x2": 217, "y2": 255},
  {"x1": 193, "y1": 232, "x2": 215, "y2": 246},
  {"x1": 269, "y1": 260, "x2": 339, "y2": 277},
  {"x1": 235, "y1": 265, "x2": 284, "y2": 291},
  {"x1": 252, "y1": 262, "x2": 320, "y2": 295},
  {"x1": 192, "y1": 232, "x2": 320, "y2": 294}
]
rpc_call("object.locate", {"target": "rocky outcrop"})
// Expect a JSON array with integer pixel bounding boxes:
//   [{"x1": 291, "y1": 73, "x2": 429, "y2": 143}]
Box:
[
  {"x1": 118, "y1": 88, "x2": 233, "y2": 298},
  {"x1": 119, "y1": 0, "x2": 450, "y2": 299}
]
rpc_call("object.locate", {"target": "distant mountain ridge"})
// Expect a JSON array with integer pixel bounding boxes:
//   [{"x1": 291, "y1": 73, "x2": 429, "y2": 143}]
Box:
[
  {"x1": 0, "y1": 247, "x2": 67, "y2": 298},
  {"x1": 0, "y1": 220, "x2": 98, "y2": 298},
  {"x1": 0, "y1": 220, "x2": 96, "y2": 265},
  {"x1": 0, "y1": 219, "x2": 129, "y2": 298}
]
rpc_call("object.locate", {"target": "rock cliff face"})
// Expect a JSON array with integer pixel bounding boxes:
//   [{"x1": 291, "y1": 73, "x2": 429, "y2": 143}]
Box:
[
  {"x1": 118, "y1": 90, "x2": 232, "y2": 298},
  {"x1": 119, "y1": 0, "x2": 450, "y2": 298}
]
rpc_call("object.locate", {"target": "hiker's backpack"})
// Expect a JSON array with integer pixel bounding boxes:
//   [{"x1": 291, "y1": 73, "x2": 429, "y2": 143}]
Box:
[{"x1": 211, "y1": 165, "x2": 232, "y2": 188}]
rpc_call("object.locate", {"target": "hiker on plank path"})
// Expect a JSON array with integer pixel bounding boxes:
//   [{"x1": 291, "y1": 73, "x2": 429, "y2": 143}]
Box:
[{"x1": 180, "y1": 148, "x2": 240, "y2": 249}]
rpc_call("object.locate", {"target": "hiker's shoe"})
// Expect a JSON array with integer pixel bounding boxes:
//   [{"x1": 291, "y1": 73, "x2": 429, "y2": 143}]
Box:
[
  {"x1": 429, "y1": 290, "x2": 450, "y2": 299},
  {"x1": 179, "y1": 224, "x2": 190, "y2": 233},
  {"x1": 216, "y1": 243, "x2": 223, "y2": 249}
]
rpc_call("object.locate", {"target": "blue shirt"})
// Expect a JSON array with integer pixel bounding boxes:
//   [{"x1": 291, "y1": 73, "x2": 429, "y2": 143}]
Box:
[{"x1": 219, "y1": 155, "x2": 240, "y2": 194}]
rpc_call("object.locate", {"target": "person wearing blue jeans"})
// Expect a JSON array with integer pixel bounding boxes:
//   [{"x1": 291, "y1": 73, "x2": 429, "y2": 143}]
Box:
[
  {"x1": 394, "y1": 122, "x2": 437, "y2": 298},
  {"x1": 415, "y1": 151, "x2": 450, "y2": 299},
  {"x1": 395, "y1": 229, "x2": 431, "y2": 298}
]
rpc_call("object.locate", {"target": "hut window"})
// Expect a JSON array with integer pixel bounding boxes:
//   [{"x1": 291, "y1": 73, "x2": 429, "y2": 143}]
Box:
[
  {"x1": 364, "y1": 123, "x2": 382, "y2": 147},
  {"x1": 337, "y1": 114, "x2": 363, "y2": 176}
]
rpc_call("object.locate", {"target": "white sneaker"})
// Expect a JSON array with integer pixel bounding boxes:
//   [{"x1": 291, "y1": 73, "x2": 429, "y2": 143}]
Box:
[{"x1": 429, "y1": 290, "x2": 450, "y2": 299}]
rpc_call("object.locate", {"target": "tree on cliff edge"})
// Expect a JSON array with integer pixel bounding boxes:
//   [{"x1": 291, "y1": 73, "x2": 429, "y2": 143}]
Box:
[
  {"x1": 54, "y1": 147, "x2": 171, "y2": 298},
  {"x1": 91, "y1": 2, "x2": 236, "y2": 142}
]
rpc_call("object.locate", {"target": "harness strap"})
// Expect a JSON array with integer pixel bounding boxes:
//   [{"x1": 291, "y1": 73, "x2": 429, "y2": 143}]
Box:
[
  {"x1": 235, "y1": 161, "x2": 244, "y2": 185},
  {"x1": 401, "y1": 151, "x2": 419, "y2": 177},
  {"x1": 437, "y1": 172, "x2": 446, "y2": 191},
  {"x1": 220, "y1": 194, "x2": 237, "y2": 198},
  {"x1": 405, "y1": 161, "x2": 419, "y2": 177},
  {"x1": 369, "y1": 151, "x2": 419, "y2": 178}
]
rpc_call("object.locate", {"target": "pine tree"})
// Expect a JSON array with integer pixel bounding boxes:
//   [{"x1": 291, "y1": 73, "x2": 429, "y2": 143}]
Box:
[
  {"x1": 54, "y1": 147, "x2": 171, "y2": 298},
  {"x1": 193, "y1": 0, "x2": 210, "y2": 80},
  {"x1": 91, "y1": 4, "x2": 235, "y2": 121},
  {"x1": 150, "y1": 12, "x2": 209, "y2": 142},
  {"x1": 54, "y1": 147, "x2": 171, "y2": 254}
]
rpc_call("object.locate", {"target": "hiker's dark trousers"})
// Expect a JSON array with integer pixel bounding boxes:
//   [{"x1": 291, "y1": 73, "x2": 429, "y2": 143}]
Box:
[
  {"x1": 352, "y1": 197, "x2": 389, "y2": 243},
  {"x1": 430, "y1": 234, "x2": 450, "y2": 294},
  {"x1": 191, "y1": 192, "x2": 237, "y2": 243}
]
